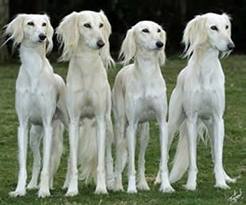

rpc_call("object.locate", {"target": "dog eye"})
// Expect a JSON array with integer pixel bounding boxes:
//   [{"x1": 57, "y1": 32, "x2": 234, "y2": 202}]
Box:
[
  {"x1": 27, "y1": 22, "x2": 34, "y2": 26},
  {"x1": 142, "y1": 28, "x2": 149, "y2": 33},
  {"x1": 210, "y1": 25, "x2": 218, "y2": 31},
  {"x1": 42, "y1": 22, "x2": 47, "y2": 27},
  {"x1": 99, "y1": 23, "x2": 103, "y2": 28},
  {"x1": 157, "y1": 28, "x2": 161, "y2": 33},
  {"x1": 225, "y1": 25, "x2": 229, "y2": 30},
  {"x1": 84, "y1": 23, "x2": 92, "y2": 28}
]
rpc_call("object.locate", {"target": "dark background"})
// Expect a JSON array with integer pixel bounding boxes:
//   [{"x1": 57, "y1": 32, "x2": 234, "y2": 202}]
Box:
[{"x1": 8, "y1": 0, "x2": 246, "y2": 56}]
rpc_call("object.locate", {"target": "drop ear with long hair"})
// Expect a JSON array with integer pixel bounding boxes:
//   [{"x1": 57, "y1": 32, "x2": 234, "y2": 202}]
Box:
[
  {"x1": 182, "y1": 15, "x2": 208, "y2": 58},
  {"x1": 4, "y1": 14, "x2": 26, "y2": 49},
  {"x1": 99, "y1": 10, "x2": 114, "y2": 69},
  {"x1": 56, "y1": 12, "x2": 79, "y2": 61},
  {"x1": 159, "y1": 28, "x2": 167, "y2": 66},
  {"x1": 119, "y1": 27, "x2": 136, "y2": 65},
  {"x1": 44, "y1": 14, "x2": 54, "y2": 54}
]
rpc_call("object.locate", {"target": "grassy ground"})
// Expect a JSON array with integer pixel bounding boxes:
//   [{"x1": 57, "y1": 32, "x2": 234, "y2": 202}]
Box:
[{"x1": 0, "y1": 55, "x2": 245, "y2": 205}]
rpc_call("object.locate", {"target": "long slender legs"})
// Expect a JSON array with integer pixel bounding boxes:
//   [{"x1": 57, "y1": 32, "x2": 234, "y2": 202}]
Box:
[
  {"x1": 137, "y1": 122, "x2": 150, "y2": 190},
  {"x1": 27, "y1": 125, "x2": 43, "y2": 190},
  {"x1": 184, "y1": 116, "x2": 198, "y2": 191},
  {"x1": 9, "y1": 121, "x2": 28, "y2": 197},
  {"x1": 95, "y1": 115, "x2": 107, "y2": 194}
]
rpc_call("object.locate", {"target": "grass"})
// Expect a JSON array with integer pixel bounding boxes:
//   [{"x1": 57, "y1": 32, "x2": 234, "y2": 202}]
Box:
[{"x1": 0, "y1": 55, "x2": 245, "y2": 205}]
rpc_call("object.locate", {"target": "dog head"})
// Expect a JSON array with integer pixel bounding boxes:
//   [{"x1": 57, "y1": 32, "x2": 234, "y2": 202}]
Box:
[
  {"x1": 56, "y1": 10, "x2": 114, "y2": 68},
  {"x1": 119, "y1": 21, "x2": 166, "y2": 66},
  {"x1": 5, "y1": 14, "x2": 54, "y2": 53},
  {"x1": 183, "y1": 13, "x2": 234, "y2": 57}
]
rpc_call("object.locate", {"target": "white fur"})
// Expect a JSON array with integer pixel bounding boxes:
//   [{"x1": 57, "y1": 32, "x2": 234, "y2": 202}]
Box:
[
  {"x1": 5, "y1": 14, "x2": 66, "y2": 198},
  {"x1": 156, "y1": 13, "x2": 235, "y2": 190},
  {"x1": 112, "y1": 21, "x2": 174, "y2": 193},
  {"x1": 56, "y1": 10, "x2": 114, "y2": 196}
]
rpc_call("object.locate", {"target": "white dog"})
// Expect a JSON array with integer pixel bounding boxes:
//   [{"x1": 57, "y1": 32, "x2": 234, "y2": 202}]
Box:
[
  {"x1": 5, "y1": 14, "x2": 66, "y2": 197},
  {"x1": 56, "y1": 10, "x2": 114, "y2": 196},
  {"x1": 157, "y1": 13, "x2": 235, "y2": 190},
  {"x1": 112, "y1": 21, "x2": 174, "y2": 193}
]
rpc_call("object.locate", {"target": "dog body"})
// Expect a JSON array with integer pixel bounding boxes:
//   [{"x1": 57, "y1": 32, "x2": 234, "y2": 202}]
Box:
[
  {"x1": 6, "y1": 14, "x2": 65, "y2": 197},
  {"x1": 112, "y1": 21, "x2": 174, "y2": 193},
  {"x1": 162, "y1": 13, "x2": 235, "y2": 190},
  {"x1": 57, "y1": 10, "x2": 114, "y2": 196}
]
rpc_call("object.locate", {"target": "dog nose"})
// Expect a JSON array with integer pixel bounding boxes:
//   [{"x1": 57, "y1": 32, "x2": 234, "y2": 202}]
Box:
[
  {"x1": 227, "y1": 42, "x2": 235, "y2": 50},
  {"x1": 39, "y1": 34, "x2": 46, "y2": 41},
  {"x1": 97, "y1": 40, "x2": 105, "y2": 48},
  {"x1": 156, "y1": 41, "x2": 164, "y2": 48}
]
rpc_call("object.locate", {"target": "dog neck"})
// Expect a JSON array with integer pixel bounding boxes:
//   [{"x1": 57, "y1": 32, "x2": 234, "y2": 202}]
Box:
[
  {"x1": 70, "y1": 43, "x2": 103, "y2": 73},
  {"x1": 19, "y1": 42, "x2": 47, "y2": 79},
  {"x1": 134, "y1": 49, "x2": 160, "y2": 75},
  {"x1": 189, "y1": 46, "x2": 224, "y2": 86}
]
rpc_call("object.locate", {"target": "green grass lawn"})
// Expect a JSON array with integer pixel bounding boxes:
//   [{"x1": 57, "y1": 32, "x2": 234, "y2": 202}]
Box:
[{"x1": 0, "y1": 55, "x2": 245, "y2": 205}]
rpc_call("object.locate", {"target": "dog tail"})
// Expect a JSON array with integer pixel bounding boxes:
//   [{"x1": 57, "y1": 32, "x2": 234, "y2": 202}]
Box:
[
  {"x1": 170, "y1": 121, "x2": 208, "y2": 183},
  {"x1": 78, "y1": 119, "x2": 97, "y2": 183},
  {"x1": 50, "y1": 119, "x2": 64, "y2": 183},
  {"x1": 169, "y1": 123, "x2": 189, "y2": 183}
]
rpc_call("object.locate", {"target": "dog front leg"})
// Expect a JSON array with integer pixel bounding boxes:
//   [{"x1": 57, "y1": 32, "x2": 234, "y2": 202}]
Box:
[
  {"x1": 137, "y1": 122, "x2": 150, "y2": 191},
  {"x1": 9, "y1": 122, "x2": 28, "y2": 197},
  {"x1": 127, "y1": 122, "x2": 137, "y2": 193},
  {"x1": 38, "y1": 123, "x2": 52, "y2": 197},
  {"x1": 66, "y1": 120, "x2": 79, "y2": 196},
  {"x1": 184, "y1": 117, "x2": 198, "y2": 191},
  {"x1": 95, "y1": 115, "x2": 107, "y2": 194},
  {"x1": 213, "y1": 116, "x2": 230, "y2": 189},
  {"x1": 114, "y1": 119, "x2": 126, "y2": 191},
  {"x1": 27, "y1": 125, "x2": 42, "y2": 190},
  {"x1": 159, "y1": 120, "x2": 175, "y2": 192},
  {"x1": 106, "y1": 117, "x2": 114, "y2": 190}
]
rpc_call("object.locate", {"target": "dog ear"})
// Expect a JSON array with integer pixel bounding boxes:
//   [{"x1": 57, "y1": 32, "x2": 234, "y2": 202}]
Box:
[
  {"x1": 4, "y1": 14, "x2": 26, "y2": 48},
  {"x1": 43, "y1": 14, "x2": 54, "y2": 54},
  {"x1": 159, "y1": 28, "x2": 166, "y2": 66},
  {"x1": 99, "y1": 10, "x2": 114, "y2": 69},
  {"x1": 56, "y1": 12, "x2": 79, "y2": 61},
  {"x1": 182, "y1": 15, "x2": 207, "y2": 58},
  {"x1": 119, "y1": 27, "x2": 136, "y2": 65}
]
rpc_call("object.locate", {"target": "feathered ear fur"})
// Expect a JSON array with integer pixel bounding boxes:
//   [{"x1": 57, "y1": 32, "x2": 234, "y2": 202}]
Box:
[
  {"x1": 159, "y1": 28, "x2": 167, "y2": 66},
  {"x1": 119, "y1": 27, "x2": 136, "y2": 65},
  {"x1": 4, "y1": 14, "x2": 26, "y2": 49},
  {"x1": 182, "y1": 15, "x2": 208, "y2": 58},
  {"x1": 56, "y1": 12, "x2": 79, "y2": 61},
  {"x1": 99, "y1": 10, "x2": 114, "y2": 69},
  {"x1": 43, "y1": 14, "x2": 54, "y2": 54},
  {"x1": 221, "y1": 13, "x2": 233, "y2": 58}
]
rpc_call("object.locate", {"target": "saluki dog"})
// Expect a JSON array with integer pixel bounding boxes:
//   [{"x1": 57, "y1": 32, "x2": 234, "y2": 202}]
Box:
[
  {"x1": 112, "y1": 21, "x2": 174, "y2": 193},
  {"x1": 5, "y1": 14, "x2": 65, "y2": 197},
  {"x1": 156, "y1": 13, "x2": 236, "y2": 190},
  {"x1": 56, "y1": 10, "x2": 114, "y2": 196}
]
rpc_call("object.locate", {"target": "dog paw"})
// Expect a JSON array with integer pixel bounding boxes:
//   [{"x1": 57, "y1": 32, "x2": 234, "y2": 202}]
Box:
[
  {"x1": 27, "y1": 182, "x2": 39, "y2": 190},
  {"x1": 183, "y1": 183, "x2": 196, "y2": 191},
  {"x1": 159, "y1": 185, "x2": 175, "y2": 193},
  {"x1": 38, "y1": 189, "x2": 51, "y2": 198},
  {"x1": 65, "y1": 189, "x2": 79, "y2": 197},
  {"x1": 127, "y1": 187, "x2": 137, "y2": 193},
  {"x1": 9, "y1": 190, "x2": 26, "y2": 197},
  {"x1": 215, "y1": 183, "x2": 230, "y2": 190},
  {"x1": 137, "y1": 180, "x2": 150, "y2": 191},
  {"x1": 95, "y1": 185, "x2": 108, "y2": 194}
]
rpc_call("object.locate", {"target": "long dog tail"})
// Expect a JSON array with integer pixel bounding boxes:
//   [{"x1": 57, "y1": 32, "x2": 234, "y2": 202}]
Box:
[
  {"x1": 170, "y1": 121, "x2": 208, "y2": 183},
  {"x1": 78, "y1": 118, "x2": 114, "y2": 184},
  {"x1": 49, "y1": 119, "x2": 64, "y2": 188}
]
